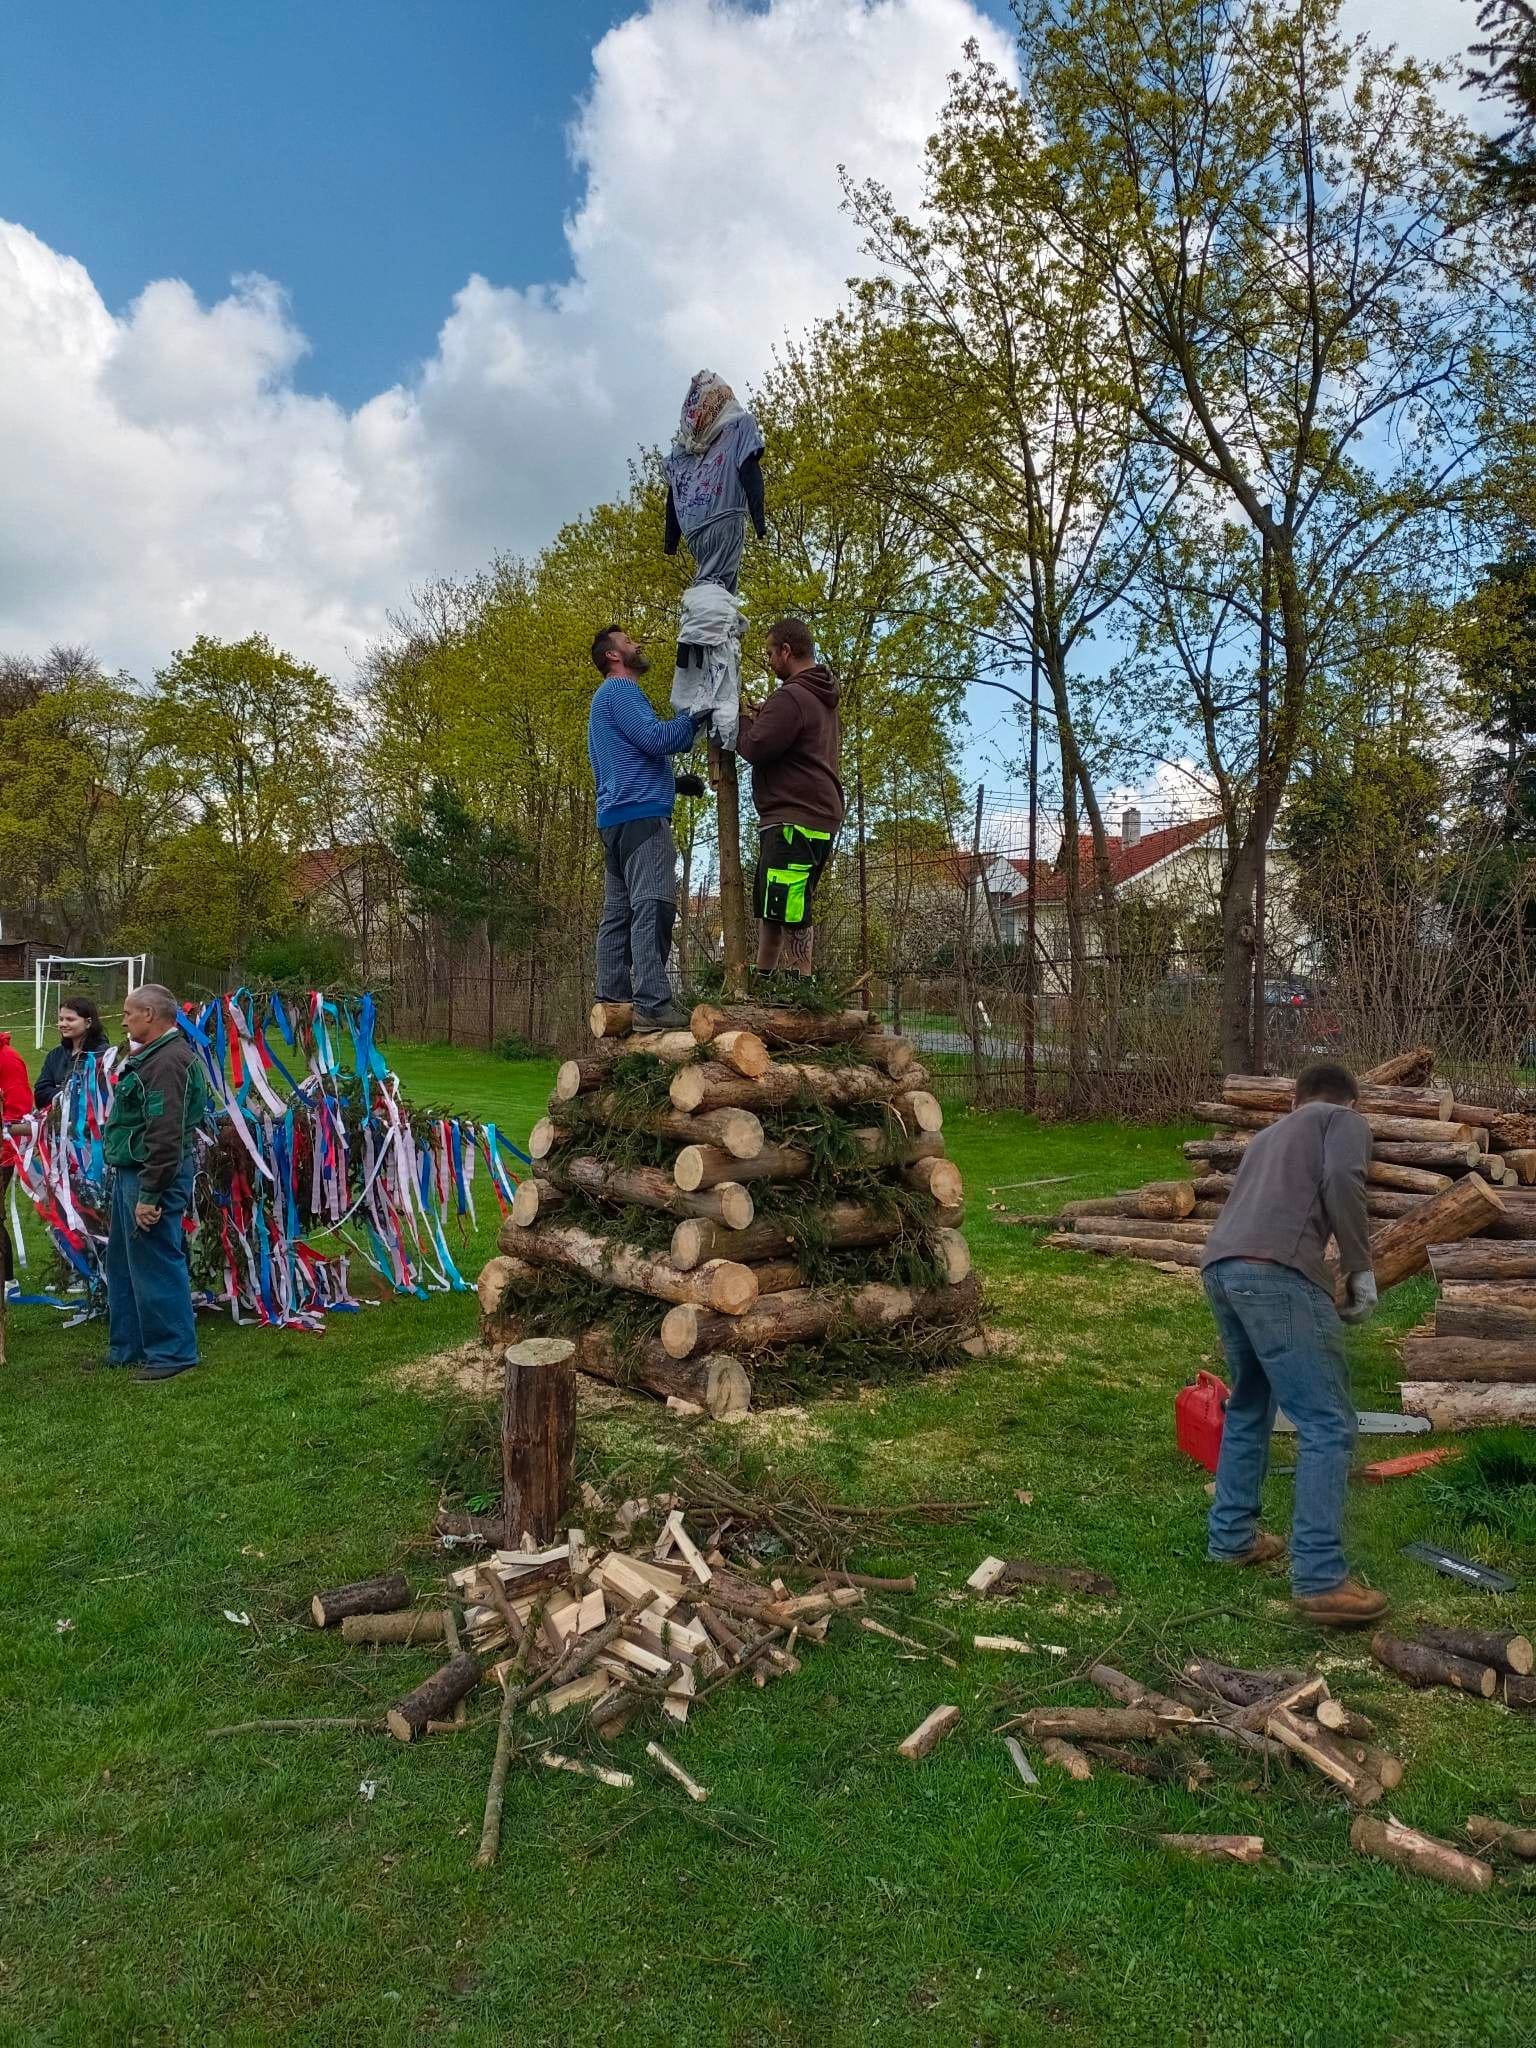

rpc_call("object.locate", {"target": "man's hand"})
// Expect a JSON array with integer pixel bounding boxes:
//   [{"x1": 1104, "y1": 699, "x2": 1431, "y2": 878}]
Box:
[
  {"x1": 1339, "y1": 1270, "x2": 1378, "y2": 1325},
  {"x1": 674, "y1": 772, "x2": 707, "y2": 799},
  {"x1": 134, "y1": 1199, "x2": 163, "y2": 1231}
]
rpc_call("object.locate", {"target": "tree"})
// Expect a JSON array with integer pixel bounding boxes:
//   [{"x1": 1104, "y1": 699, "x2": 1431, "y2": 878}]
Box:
[
  {"x1": 1469, "y1": 0, "x2": 1536, "y2": 208},
  {"x1": 1007, "y1": 0, "x2": 1517, "y2": 1066},
  {"x1": 845, "y1": 49, "x2": 1175, "y2": 1098},
  {"x1": 390, "y1": 781, "x2": 532, "y2": 1044}
]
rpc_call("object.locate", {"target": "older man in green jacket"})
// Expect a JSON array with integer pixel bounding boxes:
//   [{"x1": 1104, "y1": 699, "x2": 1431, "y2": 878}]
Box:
[{"x1": 101, "y1": 984, "x2": 208, "y2": 1381}]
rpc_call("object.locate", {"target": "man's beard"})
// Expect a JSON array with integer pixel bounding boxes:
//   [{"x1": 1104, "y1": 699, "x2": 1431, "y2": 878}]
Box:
[{"x1": 630, "y1": 651, "x2": 651, "y2": 675}]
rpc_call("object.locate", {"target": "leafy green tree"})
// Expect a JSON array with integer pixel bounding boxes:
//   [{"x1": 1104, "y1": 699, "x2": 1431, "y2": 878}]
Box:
[
  {"x1": 1001, "y1": 0, "x2": 1516, "y2": 1067},
  {"x1": 391, "y1": 781, "x2": 532, "y2": 1043}
]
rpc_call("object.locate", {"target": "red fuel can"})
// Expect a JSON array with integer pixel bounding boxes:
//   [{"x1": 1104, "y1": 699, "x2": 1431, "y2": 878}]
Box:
[{"x1": 1176, "y1": 1370, "x2": 1229, "y2": 1472}]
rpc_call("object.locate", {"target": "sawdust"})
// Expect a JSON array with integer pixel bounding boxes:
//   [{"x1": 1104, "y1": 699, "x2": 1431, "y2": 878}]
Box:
[
  {"x1": 392, "y1": 1340, "x2": 642, "y2": 1418},
  {"x1": 732, "y1": 1404, "x2": 832, "y2": 1450}
]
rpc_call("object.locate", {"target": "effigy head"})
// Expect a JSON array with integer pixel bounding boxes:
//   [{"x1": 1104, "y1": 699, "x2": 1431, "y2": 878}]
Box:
[{"x1": 674, "y1": 369, "x2": 738, "y2": 454}]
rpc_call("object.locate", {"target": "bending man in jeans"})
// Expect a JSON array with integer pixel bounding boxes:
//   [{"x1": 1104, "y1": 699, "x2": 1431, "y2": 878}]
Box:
[
  {"x1": 587, "y1": 624, "x2": 710, "y2": 1030},
  {"x1": 102, "y1": 983, "x2": 208, "y2": 1382},
  {"x1": 1199, "y1": 1060, "x2": 1386, "y2": 1626}
]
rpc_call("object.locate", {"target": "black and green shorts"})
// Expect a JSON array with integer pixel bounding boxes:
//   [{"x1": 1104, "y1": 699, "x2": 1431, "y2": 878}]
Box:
[{"x1": 753, "y1": 823, "x2": 834, "y2": 929}]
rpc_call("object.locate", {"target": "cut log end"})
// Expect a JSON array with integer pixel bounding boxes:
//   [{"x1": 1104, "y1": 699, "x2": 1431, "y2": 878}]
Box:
[
  {"x1": 311, "y1": 1572, "x2": 411, "y2": 1630},
  {"x1": 590, "y1": 1001, "x2": 634, "y2": 1039}
]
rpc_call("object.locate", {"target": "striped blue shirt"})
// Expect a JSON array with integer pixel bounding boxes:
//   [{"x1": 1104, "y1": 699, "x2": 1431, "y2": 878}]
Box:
[{"x1": 588, "y1": 675, "x2": 699, "y2": 830}]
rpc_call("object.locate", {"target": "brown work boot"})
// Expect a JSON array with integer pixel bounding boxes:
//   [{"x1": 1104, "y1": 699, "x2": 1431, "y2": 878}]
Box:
[
  {"x1": 1213, "y1": 1530, "x2": 1287, "y2": 1567},
  {"x1": 1292, "y1": 1578, "x2": 1389, "y2": 1628}
]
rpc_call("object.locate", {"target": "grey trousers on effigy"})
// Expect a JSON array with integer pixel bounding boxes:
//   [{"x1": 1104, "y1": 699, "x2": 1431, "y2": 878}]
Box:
[{"x1": 596, "y1": 816, "x2": 679, "y2": 1015}]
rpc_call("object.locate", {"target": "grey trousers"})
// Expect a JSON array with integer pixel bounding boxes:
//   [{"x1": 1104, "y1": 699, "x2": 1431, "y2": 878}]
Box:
[{"x1": 596, "y1": 817, "x2": 678, "y2": 1014}]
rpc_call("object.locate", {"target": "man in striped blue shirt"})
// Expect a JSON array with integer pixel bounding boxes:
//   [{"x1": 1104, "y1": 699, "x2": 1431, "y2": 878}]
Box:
[{"x1": 587, "y1": 624, "x2": 710, "y2": 1028}]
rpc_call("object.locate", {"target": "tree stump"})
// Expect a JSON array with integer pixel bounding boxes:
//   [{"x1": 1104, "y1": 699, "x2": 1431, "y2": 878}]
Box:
[{"x1": 502, "y1": 1338, "x2": 577, "y2": 1547}]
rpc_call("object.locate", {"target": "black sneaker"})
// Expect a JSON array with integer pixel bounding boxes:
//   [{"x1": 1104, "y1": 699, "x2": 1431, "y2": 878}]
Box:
[
  {"x1": 134, "y1": 1360, "x2": 199, "y2": 1383},
  {"x1": 632, "y1": 1002, "x2": 689, "y2": 1031}
]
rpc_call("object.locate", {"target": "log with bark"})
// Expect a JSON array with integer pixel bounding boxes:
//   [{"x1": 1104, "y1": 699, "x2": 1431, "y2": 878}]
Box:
[
  {"x1": 1060, "y1": 1216, "x2": 1210, "y2": 1245},
  {"x1": 690, "y1": 1002, "x2": 872, "y2": 1048},
  {"x1": 1087, "y1": 1663, "x2": 1196, "y2": 1720},
  {"x1": 1313, "y1": 1698, "x2": 1375, "y2": 1738},
  {"x1": 1198, "y1": 1101, "x2": 1481, "y2": 1148},
  {"x1": 530, "y1": 1155, "x2": 756, "y2": 1231},
  {"x1": 1134, "y1": 1180, "x2": 1197, "y2": 1221},
  {"x1": 551, "y1": 1097, "x2": 765, "y2": 1161},
  {"x1": 904, "y1": 1154, "x2": 965, "y2": 1208},
  {"x1": 1507, "y1": 1673, "x2": 1536, "y2": 1708},
  {"x1": 1417, "y1": 1625, "x2": 1533, "y2": 1676},
  {"x1": 1360, "y1": 1174, "x2": 1504, "y2": 1292},
  {"x1": 1047, "y1": 1232, "x2": 1203, "y2": 1269},
  {"x1": 1367, "y1": 1140, "x2": 1485, "y2": 1169},
  {"x1": 1465, "y1": 1815, "x2": 1536, "y2": 1859},
  {"x1": 1452, "y1": 1104, "x2": 1536, "y2": 1150},
  {"x1": 1349, "y1": 1815, "x2": 1494, "y2": 1894},
  {"x1": 502, "y1": 1338, "x2": 576, "y2": 1547},
  {"x1": 590, "y1": 1001, "x2": 634, "y2": 1038},
  {"x1": 341, "y1": 1610, "x2": 449, "y2": 1647},
  {"x1": 1362, "y1": 1047, "x2": 1436, "y2": 1087},
  {"x1": 1264, "y1": 1705, "x2": 1383, "y2": 1805},
  {"x1": 1186, "y1": 1136, "x2": 1454, "y2": 1193},
  {"x1": 667, "y1": 1199, "x2": 915, "y2": 1273},
  {"x1": 1370, "y1": 1630, "x2": 1498, "y2": 1698},
  {"x1": 1182, "y1": 1659, "x2": 1308, "y2": 1709},
  {"x1": 1431, "y1": 1288, "x2": 1536, "y2": 1343},
  {"x1": 311, "y1": 1573, "x2": 411, "y2": 1629},
  {"x1": 1010, "y1": 1707, "x2": 1170, "y2": 1741},
  {"x1": 854, "y1": 1031, "x2": 918, "y2": 1077},
  {"x1": 673, "y1": 1126, "x2": 946, "y2": 1192},
  {"x1": 1428, "y1": 1239, "x2": 1536, "y2": 1281},
  {"x1": 1396, "y1": 1335, "x2": 1536, "y2": 1384},
  {"x1": 1223, "y1": 1074, "x2": 1455, "y2": 1121},
  {"x1": 658, "y1": 1273, "x2": 982, "y2": 1359},
  {"x1": 1040, "y1": 1737, "x2": 1094, "y2": 1780},
  {"x1": 1501, "y1": 1148, "x2": 1536, "y2": 1184},
  {"x1": 1190, "y1": 1174, "x2": 1421, "y2": 1219},
  {"x1": 669, "y1": 1057, "x2": 911, "y2": 1116},
  {"x1": 1400, "y1": 1380, "x2": 1536, "y2": 1428},
  {"x1": 1008, "y1": 1561, "x2": 1120, "y2": 1597},
  {"x1": 385, "y1": 1651, "x2": 482, "y2": 1742},
  {"x1": 1159, "y1": 1834, "x2": 1266, "y2": 1865},
  {"x1": 498, "y1": 1219, "x2": 760, "y2": 1314},
  {"x1": 570, "y1": 1327, "x2": 752, "y2": 1419}
]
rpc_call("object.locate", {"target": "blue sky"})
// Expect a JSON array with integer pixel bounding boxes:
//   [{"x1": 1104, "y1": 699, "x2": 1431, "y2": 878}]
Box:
[
  {"x1": 1, "y1": 1, "x2": 637, "y2": 411},
  {"x1": 0, "y1": 0, "x2": 1468, "y2": 808}
]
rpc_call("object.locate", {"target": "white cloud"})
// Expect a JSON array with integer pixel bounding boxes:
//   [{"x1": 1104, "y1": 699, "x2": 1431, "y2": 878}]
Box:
[
  {"x1": 0, "y1": 0, "x2": 1483, "y2": 684},
  {"x1": 0, "y1": 0, "x2": 1013, "y2": 681}
]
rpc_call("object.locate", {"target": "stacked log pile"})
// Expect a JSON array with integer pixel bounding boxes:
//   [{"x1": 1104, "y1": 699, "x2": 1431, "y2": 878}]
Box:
[
  {"x1": 475, "y1": 999, "x2": 978, "y2": 1417},
  {"x1": 1045, "y1": 1053, "x2": 1536, "y2": 1430}
]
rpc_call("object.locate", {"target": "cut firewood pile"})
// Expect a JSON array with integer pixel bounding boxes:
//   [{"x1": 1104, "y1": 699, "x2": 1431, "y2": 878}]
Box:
[
  {"x1": 1042, "y1": 1048, "x2": 1536, "y2": 1431},
  {"x1": 221, "y1": 1466, "x2": 980, "y2": 1867},
  {"x1": 991, "y1": 1646, "x2": 1529, "y2": 1890},
  {"x1": 471, "y1": 996, "x2": 979, "y2": 1417}
]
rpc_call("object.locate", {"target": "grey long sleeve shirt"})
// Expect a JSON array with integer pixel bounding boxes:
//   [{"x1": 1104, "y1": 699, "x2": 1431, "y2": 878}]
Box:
[{"x1": 1200, "y1": 1098, "x2": 1373, "y2": 1294}]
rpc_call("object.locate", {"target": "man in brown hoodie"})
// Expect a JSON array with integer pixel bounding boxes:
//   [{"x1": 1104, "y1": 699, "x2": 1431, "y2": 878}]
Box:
[{"x1": 736, "y1": 618, "x2": 845, "y2": 978}]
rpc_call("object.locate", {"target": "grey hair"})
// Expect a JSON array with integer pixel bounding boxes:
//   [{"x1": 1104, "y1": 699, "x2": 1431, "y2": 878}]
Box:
[{"x1": 130, "y1": 982, "x2": 180, "y2": 1021}]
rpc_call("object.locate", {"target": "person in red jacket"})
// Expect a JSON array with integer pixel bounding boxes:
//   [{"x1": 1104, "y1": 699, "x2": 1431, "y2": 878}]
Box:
[{"x1": 0, "y1": 1029, "x2": 33, "y2": 1295}]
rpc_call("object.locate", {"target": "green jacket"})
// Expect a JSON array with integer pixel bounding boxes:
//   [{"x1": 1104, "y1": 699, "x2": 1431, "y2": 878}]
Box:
[{"x1": 104, "y1": 1028, "x2": 209, "y2": 1196}]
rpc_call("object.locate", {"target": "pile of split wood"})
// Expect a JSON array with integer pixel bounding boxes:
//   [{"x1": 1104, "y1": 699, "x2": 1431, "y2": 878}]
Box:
[
  {"x1": 994, "y1": 1651, "x2": 1530, "y2": 1890},
  {"x1": 474, "y1": 997, "x2": 977, "y2": 1416},
  {"x1": 1046, "y1": 1047, "x2": 1536, "y2": 1429},
  {"x1": 267, "y1": 1499, "x2": 886, "y2": 1864},
  {"x1": 1372, "y1": 1622, "x2": 1534, "y2": 1713}
]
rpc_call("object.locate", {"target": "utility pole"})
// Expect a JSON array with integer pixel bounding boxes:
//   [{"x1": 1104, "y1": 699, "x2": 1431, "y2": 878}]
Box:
[{"x1": 1251, "y1": 529, "x2": 1273, "y2": 1074}]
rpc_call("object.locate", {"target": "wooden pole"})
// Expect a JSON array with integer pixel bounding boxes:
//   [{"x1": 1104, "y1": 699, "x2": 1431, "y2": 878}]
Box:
[
  {"x1": 501, "y1": 1338, "x2": 576, "y2": 1547},
  {"x1": 716, "y1": 751, "x2": 750, "y2": 998}
]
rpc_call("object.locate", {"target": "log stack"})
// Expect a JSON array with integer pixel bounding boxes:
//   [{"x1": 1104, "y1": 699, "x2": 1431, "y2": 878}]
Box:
[
  {"x1": 1046, "y1": 1053, "x2": 1534, "y2": 1430},
  {"x1": 474, "y1": 998, "x2": 978, "y2": 1416}
]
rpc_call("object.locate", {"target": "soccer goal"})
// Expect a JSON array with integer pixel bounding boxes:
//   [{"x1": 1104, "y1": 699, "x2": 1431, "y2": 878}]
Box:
[{"x1": 34, "y1": 954, "x2": 148, "y2": 1049}]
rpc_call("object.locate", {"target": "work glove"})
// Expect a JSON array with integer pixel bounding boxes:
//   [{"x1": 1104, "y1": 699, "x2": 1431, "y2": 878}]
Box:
[
  {"x1": 1340, "y1": 1271, "x2": 1378, "y2": 1325},
  {"x1": 674, "y1": 772, "x2": 707, "y2": 799}
]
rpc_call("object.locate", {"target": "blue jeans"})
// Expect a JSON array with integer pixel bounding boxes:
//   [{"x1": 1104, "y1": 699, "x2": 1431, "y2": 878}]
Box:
[
  {"x1": 105, "y1": 1159, "x2": 200, "y2": 1370},
  {"x1": 1202, "y1": 1257, "x2": 1356, "y2": 1596}
]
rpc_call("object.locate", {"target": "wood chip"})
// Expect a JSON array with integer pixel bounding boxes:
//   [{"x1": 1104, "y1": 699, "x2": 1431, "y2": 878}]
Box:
[
  {"x1": 542, "y1": 1752, "x2": 634, "y2": 1790},
  {"x1": 898, "y1": 1705, "x2": 961, "y2": 1760},
  {"x1": 966, "y1": 1556, "x2": 1008, "y2": 1593},
  {"x1": 1003, "y1": 1736, "x2": 1039, "y2": 1786},
  {"x1": 645, "y1": 1740, "x2": 710, "y2": 1802},
  {"x1": 974, "y1": 1635, "x2": 1036, "y2": 1656}
]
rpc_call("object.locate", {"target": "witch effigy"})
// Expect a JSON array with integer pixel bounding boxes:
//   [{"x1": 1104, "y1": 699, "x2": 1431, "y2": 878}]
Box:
[{"x1": 663, "y1": 369, "x2": 766, "y2": 753}]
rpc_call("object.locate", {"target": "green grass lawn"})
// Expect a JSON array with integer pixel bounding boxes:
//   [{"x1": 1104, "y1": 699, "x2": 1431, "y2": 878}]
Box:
[{"x1": 1, "y1": 1039, "x2": 1529, "y2": 2047}]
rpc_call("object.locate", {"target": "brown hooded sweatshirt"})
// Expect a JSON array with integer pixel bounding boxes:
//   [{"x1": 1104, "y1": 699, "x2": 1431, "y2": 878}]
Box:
[{"x1": 736, "y1": 664, "x2": 845, "y2": 833}]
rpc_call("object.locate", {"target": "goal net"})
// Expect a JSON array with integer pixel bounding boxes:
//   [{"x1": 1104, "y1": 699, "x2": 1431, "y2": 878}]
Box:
[{"x1": 34, "y1": 955, "x2": 148, "y2": 1049}]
